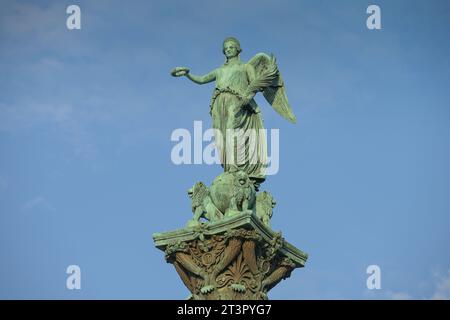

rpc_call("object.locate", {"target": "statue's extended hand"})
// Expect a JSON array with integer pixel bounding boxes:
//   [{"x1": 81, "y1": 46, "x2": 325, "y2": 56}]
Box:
[{"x1": 171, "y1": 67, "x2": 190, "y2": 77}]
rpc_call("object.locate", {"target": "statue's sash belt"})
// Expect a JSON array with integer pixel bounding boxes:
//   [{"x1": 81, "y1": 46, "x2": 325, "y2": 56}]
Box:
[{"x1": 209, "y1": 87, "x2": 245, "y2": 114}]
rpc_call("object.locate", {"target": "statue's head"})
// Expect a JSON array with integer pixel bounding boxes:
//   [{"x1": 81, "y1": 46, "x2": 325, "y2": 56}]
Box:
[
  {"x1": 236, "y1": 170, "x2": 248, "y2": 186},
  {"x1": 188, "y1": 182, "x2": 207, "y2": 199},
  {"x1": 222, "y1": 37, "x2": 242, "y2": 59}
]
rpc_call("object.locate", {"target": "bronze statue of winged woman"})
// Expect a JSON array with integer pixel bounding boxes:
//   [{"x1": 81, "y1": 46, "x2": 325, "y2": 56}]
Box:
[{"x1": 172, "y1": 37, "x2": 296, "y2": 186}]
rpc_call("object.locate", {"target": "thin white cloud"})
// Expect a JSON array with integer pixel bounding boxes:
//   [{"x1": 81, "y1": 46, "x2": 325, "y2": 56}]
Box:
[
  {"x1": 431, "y1": 269, "x2": 450, "y2": 300},
  {"x1": 0, "y1": 2, "x2": 67, "y2": 52},
  {"x1": 0, "y1": 101, "x2": 98, "y2": 159},
  {"x1": 369, "y1": 268, "x2": 450, "y2": 300},
  {"x1": 21, "y1": 196, "x2": 54, "y2": 212},
  {"x1": 0, "y1": 102, "x2": 72, "y2": 132}
]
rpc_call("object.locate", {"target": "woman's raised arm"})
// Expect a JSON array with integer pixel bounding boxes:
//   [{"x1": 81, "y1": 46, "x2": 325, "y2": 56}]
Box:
[
  {"x1": 170, "y1": 67, "x2": 216, "y2": 85},
  {"x1": 186, "y1": 69, "x2": 217, "y2": 85}
]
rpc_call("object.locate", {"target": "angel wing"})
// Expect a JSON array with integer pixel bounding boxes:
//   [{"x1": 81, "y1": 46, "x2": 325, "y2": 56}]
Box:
[{"x1": 247, "y1": 53, "x2": 297, "y2": 124}]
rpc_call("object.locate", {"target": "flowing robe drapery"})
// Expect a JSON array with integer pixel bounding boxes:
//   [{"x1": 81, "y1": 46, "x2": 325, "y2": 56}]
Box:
[{"x1": 210, "y1": 61, "x2": 267, "y2": 181}]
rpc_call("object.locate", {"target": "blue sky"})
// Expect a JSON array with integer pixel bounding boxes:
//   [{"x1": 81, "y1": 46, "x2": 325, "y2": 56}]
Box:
[{"x1": 1, "y1": 0, "x2": 450, "y2": 299}]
